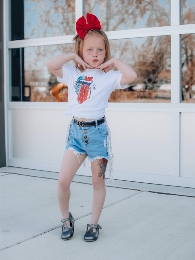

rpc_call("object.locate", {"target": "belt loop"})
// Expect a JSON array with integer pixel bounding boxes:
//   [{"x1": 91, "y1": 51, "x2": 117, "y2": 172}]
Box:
[{"x1": 95, "y1": 119, "x2": 98, "y2": 127}]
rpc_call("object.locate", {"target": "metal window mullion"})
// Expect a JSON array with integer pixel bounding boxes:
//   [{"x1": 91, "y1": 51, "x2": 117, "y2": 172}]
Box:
[
  {"x1": 7, "y1": 24, "x2": 195, "y2": 49},
  {"x1": 3, "y1": 0, "x2": 10, "y2": 165},
  {"x1": 170, "y1": 0, "x2": 181, "y2": 178},
  {"x1": 170, "y1": 0, "x2": 181, "y2": 102},
  {"x1": 19, "y1": 48, "x2": 23, "y2": 101},
  {"x1": 171, "y1": 0, "x2": 181, "y2": 26},
  {"x1": 75, "y1": 0, "x2": 84, "y2": 34},
  {"x1": 171, "y1": 33, "x2": 181, "y2": 103}
]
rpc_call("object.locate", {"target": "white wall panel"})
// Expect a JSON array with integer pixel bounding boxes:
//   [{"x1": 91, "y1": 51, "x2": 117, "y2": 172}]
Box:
[
  {"x1": 10, "y1": 109, "x2": 172, "y2": 176},
  {"x1": 81, "y1": 111, "x2": 172, "y2": 176},
  {"x1": 8, "y1": 108, "x2": 195, "y2": 187},
  {"x1": 107, "y1": 111, "x2": 172, "y2": 175},
  {"x1": 11, "y1": 109, "x2": 71, "y2": 164},
  {"x1": 180, "y1": 113, "x2": 195, "y2": 178}
]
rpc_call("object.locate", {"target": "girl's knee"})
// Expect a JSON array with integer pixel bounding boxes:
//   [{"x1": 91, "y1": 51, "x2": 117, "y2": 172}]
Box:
[
  {"x1": 92, "y1": 176, "x2": 105, "y2": 190},
  {"x1": 58, "y1": 174, "x2": 71, "y2": 189}
]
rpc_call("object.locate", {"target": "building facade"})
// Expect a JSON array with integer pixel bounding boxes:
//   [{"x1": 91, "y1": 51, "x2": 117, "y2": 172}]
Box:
[
  {"x1": 2, "y1": 0, "x2": 195, "y2": 187},
  {"x1": 0, "y1": 0, "x2": 6, "y2": 167}
]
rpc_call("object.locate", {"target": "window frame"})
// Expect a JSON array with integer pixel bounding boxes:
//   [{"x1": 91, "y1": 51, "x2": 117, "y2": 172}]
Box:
[{"x1": 3, "y1": 0, "x2": 195, "y2": 175}]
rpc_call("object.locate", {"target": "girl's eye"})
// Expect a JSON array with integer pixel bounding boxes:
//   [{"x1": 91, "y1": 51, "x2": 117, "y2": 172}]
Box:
[
  {"x1": 98, "y1": 48, "x2": 103, "y2": 51},
  {"x1": 88, "y1": 49, "x2": 93, "y2": 51}
]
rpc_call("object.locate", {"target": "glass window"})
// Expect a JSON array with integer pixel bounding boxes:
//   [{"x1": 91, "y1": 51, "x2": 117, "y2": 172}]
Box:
[
  {"x1": 181, "y1": 34, "x2": 195, "y2": 103},
  {"x1": 109, "y1": 36, "x2": 171, "y2": 103},
  {"x1": 181, "y1": 0, "x2": 195, "y2": 25},
  {"x1": 10, "y1": 37, "x2": 171, "y2": 103},
  {"x1": 11, "y1": 0, "x2": 75, "y2": 40},
  {"x1": 10, "y1": 44, "x2": 74, "y2": 102},
  {"x1": 84, "y1": 0, "x2": 170, "y2": 31}
]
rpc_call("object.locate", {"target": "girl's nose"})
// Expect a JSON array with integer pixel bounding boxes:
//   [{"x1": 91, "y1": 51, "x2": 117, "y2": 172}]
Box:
[{"x1": 93, "y1": 50, "x2": 97, "y2": 57}]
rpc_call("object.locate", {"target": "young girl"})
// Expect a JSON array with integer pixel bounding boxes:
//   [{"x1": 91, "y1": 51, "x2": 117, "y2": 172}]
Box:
[{"x1": 46, "y1": 13, "x2": 137, "y2": 242}]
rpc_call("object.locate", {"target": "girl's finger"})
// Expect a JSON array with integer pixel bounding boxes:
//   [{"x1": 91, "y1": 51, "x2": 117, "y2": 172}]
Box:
[
  {"x1": 104, "y1": 66, "x2": 111, "y2": 72},
  {"x1": 98, "y1": 62, "x2": 109, "y2": 70},
  {"x1": 85, "y1": 63, "x2": 93, "y2": 68},
  {"x1": 82, "y1": 63, "x2": 86, "y2": 69},
  {"x1": 97, "y1": 64, "x2": 104, "y2": 70}
]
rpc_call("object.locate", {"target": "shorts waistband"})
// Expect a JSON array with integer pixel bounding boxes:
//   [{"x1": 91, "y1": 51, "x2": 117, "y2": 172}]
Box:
[{"x1": 73, "y1": 116, "x2": 105, "y2": 127}]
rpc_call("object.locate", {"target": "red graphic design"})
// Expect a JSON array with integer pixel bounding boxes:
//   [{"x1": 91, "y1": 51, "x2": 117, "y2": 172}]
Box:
[
  {"x1": 75, "y1": 75, "x2": 93, "y2": 104},
  {"x1": 77, "y1": 84, "x2": 90, "y2": 104},
  {"x1": 84, "y1": 77, "x2": 93, "y2": 81}
]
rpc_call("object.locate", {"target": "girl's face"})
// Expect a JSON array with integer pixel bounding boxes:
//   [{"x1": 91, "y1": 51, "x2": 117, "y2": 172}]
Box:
[{"x1": 82, "y1": 35, "x2": 106, "y2": 68}]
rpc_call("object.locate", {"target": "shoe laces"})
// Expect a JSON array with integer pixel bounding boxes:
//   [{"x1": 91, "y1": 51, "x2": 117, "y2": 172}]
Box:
[{"x1": 61, "y1": 213, "x2": 75, "y2": 230}]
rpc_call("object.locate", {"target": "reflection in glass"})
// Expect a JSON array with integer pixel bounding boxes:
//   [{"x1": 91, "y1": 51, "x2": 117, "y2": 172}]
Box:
[
  {"x1": 182, "y1": 0, "x2": 195, "y2": 25},
  {"x1": 181, "y1": 34, "x2": 195, "y2": 103},
  {"x1": 11, "y1": 44, "x2": 74, "y2": 102},
  {"x1": 109, "y1": 36, "x2": 171, "y2": 103},
  {"x1": 11, "y1": 37, "x2": 171, "y2": 103},
  {"x1": 84, "y1": 0, "x2": 170, "y2": 31},
  {"x1": 11, "y1": 0, "x2": 24, "y2": 41},
  {"x1": 11, "y1": 0, "x2": 75, "y2": 40}
]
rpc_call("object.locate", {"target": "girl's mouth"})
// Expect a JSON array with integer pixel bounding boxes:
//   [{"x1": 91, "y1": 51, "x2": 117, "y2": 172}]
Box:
[{"x1": 92, "y1": 59, "x2": 98, "y2": 62}]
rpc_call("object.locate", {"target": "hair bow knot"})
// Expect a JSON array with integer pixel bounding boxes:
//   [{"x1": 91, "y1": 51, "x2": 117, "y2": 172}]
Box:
[{"x1": 76, "y1": 13, "x2": 101, "y2": 39}]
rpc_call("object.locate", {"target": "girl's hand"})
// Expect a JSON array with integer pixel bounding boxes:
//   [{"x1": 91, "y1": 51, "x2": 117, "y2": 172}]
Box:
[
  {"x1": 99, "y1": 58, "x2": 137, "y2": 84},
  {"x1": 73, "y1": 54, "x2": 93, "y2": 70},
  {"x1": 46, "y1": 53, "x2": 92, "y2": 77},
  {"x1": 97, "y1": 58, "x2": 115, "y2": 73}
]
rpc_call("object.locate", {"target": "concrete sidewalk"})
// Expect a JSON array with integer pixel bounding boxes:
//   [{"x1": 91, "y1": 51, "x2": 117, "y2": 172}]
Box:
[{"x1": 0, "y1": 167, "x2": 195, "y2": 260}]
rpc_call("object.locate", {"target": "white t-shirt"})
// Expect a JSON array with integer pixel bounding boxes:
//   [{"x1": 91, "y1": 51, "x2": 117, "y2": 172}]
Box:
[{"x1": 57, "y1": 65, "x2": 127, "y2": 119}]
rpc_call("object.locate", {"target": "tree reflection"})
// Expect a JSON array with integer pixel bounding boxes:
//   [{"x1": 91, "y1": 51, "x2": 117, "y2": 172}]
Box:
[
  {"x1": 181, "y1": 34, "x2": 195, "y2": 102},
  {"x1": 24, "y1": 44, "x2": 74, "y2": 102},
  {"x1": 25, "y1": 0, "x2": 75, "y2": 38},
  {"x1": 85, "y1": 0, "x2": 170, "y2": 30},
  {"x1": 182, "y1": 0, "x2": 195, "y2": 25},
  {"x1": 109, "y1": 36, "x2": 171, "y2": 102},
  {"x1": 181, "y1": 1, "x2": 195, "y2": 102}
]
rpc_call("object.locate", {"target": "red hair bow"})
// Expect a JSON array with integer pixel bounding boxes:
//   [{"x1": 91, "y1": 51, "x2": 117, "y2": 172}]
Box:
[{"x1": 76, "y1": 13, "x2": 101, "y2": 39}]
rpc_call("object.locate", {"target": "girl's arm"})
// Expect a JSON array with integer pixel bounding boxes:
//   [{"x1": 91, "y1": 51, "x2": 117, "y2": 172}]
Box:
[
  {"x1": 98, "y1": 58, "x2": 137, "y2": 85},
  {"x1": 46, "y1": 53, "x2": 92, "y2": 78}
]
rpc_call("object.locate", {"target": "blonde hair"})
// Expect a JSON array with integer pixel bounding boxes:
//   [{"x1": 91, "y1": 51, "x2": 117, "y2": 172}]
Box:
[{"x1": 73, "y1": 30, "x2": 111, "y2": 72}]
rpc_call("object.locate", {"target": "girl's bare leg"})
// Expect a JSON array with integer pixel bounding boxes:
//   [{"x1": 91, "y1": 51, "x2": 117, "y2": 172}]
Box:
[
  {"x1": 57, "y1": 150, "x2": 87, "y2": 225},
  {"x1": 89, "y1": 158, "x2": 107, "y2": 225}
]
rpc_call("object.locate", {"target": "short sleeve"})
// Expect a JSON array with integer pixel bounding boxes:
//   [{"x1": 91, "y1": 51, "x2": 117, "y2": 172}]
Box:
[
  {"x1": 108, "y1": 70, "x2": 127, "y2": 91},
  {"x1": 57, "y1": 65, "x2": 75, "y2": 86}
]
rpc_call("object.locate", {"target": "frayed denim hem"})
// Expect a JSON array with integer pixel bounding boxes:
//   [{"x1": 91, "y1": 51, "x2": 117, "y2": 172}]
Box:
[
  {"x1": 88, "y1": 156, "x2": 109, "y2": 162},
  {"x1": 65, "y1": 147, "x2": 87, "y2": 163},
  {"x1": 105, "y1": 122, "x2": 114, "y2": 183}
]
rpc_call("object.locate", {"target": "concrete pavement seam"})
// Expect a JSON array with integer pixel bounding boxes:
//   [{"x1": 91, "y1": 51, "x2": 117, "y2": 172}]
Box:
[
  {"x1": 5, "y1": 172, "x2": 58, "y2": 180},
  {"x1": 148, "y1": 190, "x2": 195, "y2": 198},
  {"x1": 0, "y1": 173, "x2": 10, "y2": 177},
  {"x1": 0, "y1": 191, "x2": 143, "y2": 252},
  {"x1": 74, "y1": 191, "x2": 143, "y2": 222},
  {"x1": 3, "y1": 173, "x2": 143, "y2": 193},
  {"x1": 5, "y1": 172, "x2": 195, "y2": 198},
  {"x1": 0, "y1": 225, "x2": 61, "y2": 251}
]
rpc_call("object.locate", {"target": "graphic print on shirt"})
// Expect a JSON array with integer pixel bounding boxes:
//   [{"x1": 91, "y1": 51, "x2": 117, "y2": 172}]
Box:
[{"x1": 74, "y1": 76, "x2": 93, "y2": 104}]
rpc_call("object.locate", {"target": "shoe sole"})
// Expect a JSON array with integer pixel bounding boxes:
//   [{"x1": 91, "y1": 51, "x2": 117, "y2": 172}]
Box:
[
  {"x1": 84, "y1": 238, "x2": 98, "y2": 242},
  {"x1": 61, "y1": 236, "x2": 73, "y2": 240},
  {"x1": 61, "y1": 233, "x2": 74, "y2": 241}
]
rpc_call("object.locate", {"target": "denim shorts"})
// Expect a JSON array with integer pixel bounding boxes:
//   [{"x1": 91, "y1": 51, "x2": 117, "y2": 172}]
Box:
[{"x1": 66, "y1": 118, "x2": 111, "y2": 163}]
